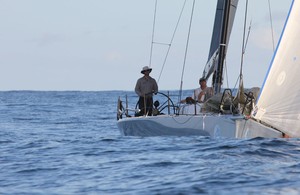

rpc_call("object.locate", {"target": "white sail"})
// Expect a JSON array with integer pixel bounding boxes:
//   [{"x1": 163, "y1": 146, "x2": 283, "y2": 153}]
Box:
[{"x1": 253, "y1": 0, "x2": 300, "y2": 137}]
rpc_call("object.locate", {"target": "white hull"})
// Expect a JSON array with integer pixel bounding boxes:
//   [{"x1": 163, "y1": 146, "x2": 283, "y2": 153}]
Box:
[
  {"x1": 235, "y1": 119, "x2": 283, "y2": 138},
  {"x1": 117, "y1": 114, "x2": 283, "y2": 138}
]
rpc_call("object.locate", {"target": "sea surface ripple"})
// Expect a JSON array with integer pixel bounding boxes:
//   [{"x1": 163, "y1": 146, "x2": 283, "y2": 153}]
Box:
[{"x1": 1, "y1": 91, "x2": 300, "y2": 195}]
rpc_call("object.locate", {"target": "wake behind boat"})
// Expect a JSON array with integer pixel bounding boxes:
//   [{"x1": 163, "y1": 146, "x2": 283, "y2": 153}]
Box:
[{"x1": 117, "y1": 0, "x2": 299, "y2": 138}]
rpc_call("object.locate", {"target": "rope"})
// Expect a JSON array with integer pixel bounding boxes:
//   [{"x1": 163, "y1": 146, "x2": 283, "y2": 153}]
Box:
[{"x1": 170, "y1": 113, "x2": 216, "y2": 124}]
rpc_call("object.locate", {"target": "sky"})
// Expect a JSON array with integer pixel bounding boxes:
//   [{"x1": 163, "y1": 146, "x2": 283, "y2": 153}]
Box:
[{"x1": 0, "y1": 0, "x2": 293, "y2": 91}]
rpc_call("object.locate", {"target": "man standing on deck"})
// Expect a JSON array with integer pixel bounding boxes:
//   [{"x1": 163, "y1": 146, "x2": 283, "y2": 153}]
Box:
[{"x1": 135, "y1": 66, "x2": 158, "y2": 116}]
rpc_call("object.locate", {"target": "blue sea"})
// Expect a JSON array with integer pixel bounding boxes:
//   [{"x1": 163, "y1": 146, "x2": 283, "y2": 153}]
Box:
[{"x1": 1, "y1": 91, "x2": 300, "y2": 195}]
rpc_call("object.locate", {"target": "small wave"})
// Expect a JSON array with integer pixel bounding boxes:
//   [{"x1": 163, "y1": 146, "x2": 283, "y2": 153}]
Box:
[
  {"x1": 243, "y1": 148, "x2": 288, "y2": 158},
  {"x1": 13, "y1": 117, "x2": 36, "y2": 121},
  {"x1": 0, "y1": 140, "x2": 14, "y2": 144},
  {"x1": 288, "y1": 163, "x2": 300, "y2": 170},
  {"x1": 16, "y1": 167, "x2": 59, "y2": 174},
  {"x1": 143, "y1": 161, "x2": 185, "y2": 167},
  {"x1": 98, "y1": 116, "x2": 113, "y2": 120},
  {"x1": 101, "y1": 138, "x2": 118, "y2": 142},
  {"x1": 54, "y1": 121, "x2": 76, "y2": 125},
  {"x1": 6, "y1": 103, "x2": 28, "y2": 107},
  {"x1": 259, "y1": 138, "x2": 293, "y2": 147}
]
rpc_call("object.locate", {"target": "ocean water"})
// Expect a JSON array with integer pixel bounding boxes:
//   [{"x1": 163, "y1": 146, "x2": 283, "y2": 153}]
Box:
[{"x1": 1, "y1": 91, "x2": 300, "y2": 195}]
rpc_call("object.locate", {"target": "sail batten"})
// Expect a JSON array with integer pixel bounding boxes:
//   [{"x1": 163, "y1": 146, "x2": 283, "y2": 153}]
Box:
[{"x1": 253, "y1": 0, "x2": 300, "y2": 137}]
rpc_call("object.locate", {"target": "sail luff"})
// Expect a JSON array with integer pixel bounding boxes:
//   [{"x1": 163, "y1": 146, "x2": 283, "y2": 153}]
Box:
[{"x1": 253, "y1": 0, "x2": 300, "y2": 137}]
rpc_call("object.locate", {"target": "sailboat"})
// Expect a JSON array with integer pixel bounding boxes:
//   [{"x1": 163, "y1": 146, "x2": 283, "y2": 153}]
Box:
[{"x1": 117, "y1": 0, "x2": 299, "y2": 138}]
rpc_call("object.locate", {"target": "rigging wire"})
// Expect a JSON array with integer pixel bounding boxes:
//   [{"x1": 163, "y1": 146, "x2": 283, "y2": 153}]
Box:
[
  {"x1": 157, "y1": 0, "x2": 188, "y2": 83},
  {"x1": 232, "y1": 0, "x2": 251, "y2": 99},
  {"x1": 148, "y1": 0, "x2": 188, "y2": 79},
  {"x1": 267, "y1": 0, "x2": 275, "y2": 52},
  {"x1": 178, "y1": 0, "x2": 196, "y2": 103},
  {"x1": 236, "y1": 0, "x2": 251, "y2": 92},
  {"x1": 149, "y1": 0, "x2": 158, "y2": 67},
  {"x1": 239, "y1": 0, "x2": 249, "y2": 78}
]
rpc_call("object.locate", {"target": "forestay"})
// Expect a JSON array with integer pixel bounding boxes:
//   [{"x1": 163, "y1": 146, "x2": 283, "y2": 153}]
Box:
[{"x1": 253, "y1": 0, "x2": 300, "y2": 137}]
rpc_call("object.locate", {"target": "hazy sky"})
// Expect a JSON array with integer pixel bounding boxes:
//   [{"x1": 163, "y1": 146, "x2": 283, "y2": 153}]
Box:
[{"x1": 0, "y1": 0, "x2": 293, "y2": 91}]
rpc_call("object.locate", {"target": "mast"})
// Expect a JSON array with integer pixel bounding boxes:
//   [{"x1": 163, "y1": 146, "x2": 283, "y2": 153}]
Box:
[
  {"x1": 213, "y1": 0, "x2": 231, "y2": 94},
  {"x1": 202, "y1": 0, "x2": 238, "y2": 94}
]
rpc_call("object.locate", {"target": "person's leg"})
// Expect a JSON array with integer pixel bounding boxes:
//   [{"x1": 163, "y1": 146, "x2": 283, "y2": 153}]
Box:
[
  {"x1": 138, "y1": 96, "x2": 146, "y2": 115},
  {"x1": 146, "y1": 97, "x2": 153, "y2": 116}
]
